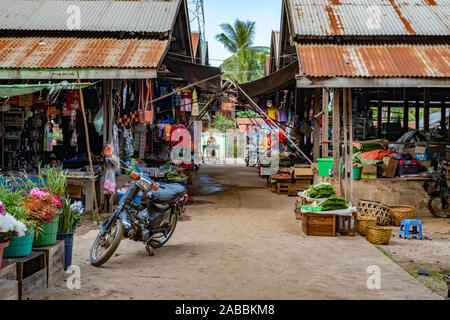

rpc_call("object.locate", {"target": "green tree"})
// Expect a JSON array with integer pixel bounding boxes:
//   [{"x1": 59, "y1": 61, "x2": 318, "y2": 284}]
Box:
[
  {"x1": 210, "y1": 112, "x2": 236, "y2": 133},
  {"x1": 216, "y1": 19, "x2": 269, "y2": 83}
]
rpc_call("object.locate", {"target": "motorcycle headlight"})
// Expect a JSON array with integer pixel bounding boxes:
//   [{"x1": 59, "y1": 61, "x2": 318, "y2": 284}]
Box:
[{"x1": 136, "y1": 178, "x2": 153, "y2": 192}]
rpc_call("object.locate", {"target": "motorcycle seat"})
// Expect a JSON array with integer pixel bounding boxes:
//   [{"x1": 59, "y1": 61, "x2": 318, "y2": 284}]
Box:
[{"x1": 147, "y1": 183, "x2": 186, "y2": 204}]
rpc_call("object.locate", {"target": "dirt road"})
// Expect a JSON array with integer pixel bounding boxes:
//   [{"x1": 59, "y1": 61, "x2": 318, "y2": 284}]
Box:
[{"x1": 39, "y1": 166, "x2": 442, "y2": 300}]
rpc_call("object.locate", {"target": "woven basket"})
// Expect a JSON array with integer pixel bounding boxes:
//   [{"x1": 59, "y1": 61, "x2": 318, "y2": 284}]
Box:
[
  {"x1": 357, "y1": 200, "x2": 392, "y2": 226},
  {"x1": 389, "y1": 205, "x2": 415, "y2": 227},
  {"x1": 366, "y1": 226, "x2": 393, "y2": 245},
  {"x1": 356, "y1": 216, "x2": 377, "y2": 236}
]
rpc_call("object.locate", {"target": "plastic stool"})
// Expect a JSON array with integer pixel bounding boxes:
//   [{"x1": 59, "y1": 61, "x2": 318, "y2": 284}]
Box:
[{"x1": 399, "y1": 219, "x2": 423, "y2": 240}]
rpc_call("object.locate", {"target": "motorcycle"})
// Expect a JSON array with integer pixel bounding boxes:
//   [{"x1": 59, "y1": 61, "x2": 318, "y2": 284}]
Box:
[
  {"x1": 423, "y1": 160, "x2": 449, "y2": 218},
  {"x1": 90, "y1": 161, "x2": 188, "y2": 267}
]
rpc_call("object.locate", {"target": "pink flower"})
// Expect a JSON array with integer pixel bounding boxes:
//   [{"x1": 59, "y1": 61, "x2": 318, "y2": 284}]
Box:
[
  {"x1": 0, "y1": 203, "x2": 5, "y2": 216},
  {"x1": 54, "y1": 197, "x2": 62, "y2": 209}
]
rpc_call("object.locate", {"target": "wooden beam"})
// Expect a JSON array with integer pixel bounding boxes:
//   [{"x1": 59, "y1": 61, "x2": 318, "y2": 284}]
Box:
[
  {"x1": 343, "y1": 88, "x2": 349, "y2": 199},
  {"x1": 348, "y1": 88, "x2": 354, "y2": 203},
  {"x1": 322, "y1": 88, "x2": 330, "y2": 158},
  {"x1": 297, "y1": 77, "x2": 450, "y2": 88},
  {"x1": 424, "y1": 88, "x2": 430, "y2": 133},
  {"x1": 333, "y1": 89, "x2": 341, "y2": 178},
  {"x1": 313, "y1": 88, "x2": 321, "y2": 161}
]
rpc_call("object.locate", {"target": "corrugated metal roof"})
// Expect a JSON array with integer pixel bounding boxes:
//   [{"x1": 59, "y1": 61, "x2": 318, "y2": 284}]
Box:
[
  {"x1": 286, "y1": 0, "x2": 450, "y2": 36},
  {"x1": 0, "y1": 37, "x2": 169, "y2": 68},
  {"x1": 0, "y1": 0, "x2": 180, "y2": 33},
  {"x1": 296, "y1": 43, "x2": 450, "y2": 77}
]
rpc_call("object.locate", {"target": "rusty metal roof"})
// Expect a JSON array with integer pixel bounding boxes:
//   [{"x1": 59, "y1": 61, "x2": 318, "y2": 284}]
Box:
[
  {"x1": 296, "y1": 43, "x2": 450, "y2": 77},
  {"x1": 286, "y1": 0, "x2": 450, "y2": 37},
  {"x1": 0, "y1": 37, "x2": 169, "y2": 68},
  {"x1": 0, "y1": 0, "x2": 180, "y2": 34}
]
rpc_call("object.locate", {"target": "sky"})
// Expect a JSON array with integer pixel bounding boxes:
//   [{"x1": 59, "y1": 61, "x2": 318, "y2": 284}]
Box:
[{"x1": 189, "y1": 0, "x2": 283, "y2": 67}]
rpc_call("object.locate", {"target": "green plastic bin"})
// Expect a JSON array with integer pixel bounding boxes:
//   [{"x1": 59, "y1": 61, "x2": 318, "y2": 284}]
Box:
[
  {"x1": 353, "y1": 166, "x2": 363, "y2": 180},
  {"x1": 317, "y1": 158, "x2": 344, "y2": 177},
  {"x1": 3, "y1": 229, "x2": 34, "y2": 258},
  {"x1": 33, "y1": 216, "x2": 60, "y2": 247}
]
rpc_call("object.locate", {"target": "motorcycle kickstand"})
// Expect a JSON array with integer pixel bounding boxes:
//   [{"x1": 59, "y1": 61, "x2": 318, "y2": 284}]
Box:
[{"x1": 145, "y1": 241, "x2": 155, "y2": 257}]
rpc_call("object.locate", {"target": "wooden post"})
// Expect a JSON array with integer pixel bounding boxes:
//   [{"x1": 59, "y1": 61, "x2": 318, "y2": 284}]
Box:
[
  {"x1": 441, "y1": 97, "x2": 446, "y2": 135},
  {"x1": 76, "y1": 71, "x2": 100, "y2": 223},
  {"x1": 343, "y1": 88, "x2": 349, "y2": 199},
  {"x1": 333, "y1": 89, "x2": 341, "y2": 178},
  {"x1": 403, "y1": 89, "x2": 409, "y2": 133},
  {"x1": 313, "y1": 88, "x2": 321, "y2": 161},
  {"x1": 348, "y1": 89, "x2": 354, "y2": 203},
  {"x1": 424, "y1": 88, "x2": 430, "y2": 133},
  {"x1": 377, "y1": 91, "x2": 382, "y2": 138},
  {"x1": 415, "y1": 98, "x2": 420, "y2": 131},
  {"x1": 322, "y1": 88, "x2": 330, "y2": 158}
]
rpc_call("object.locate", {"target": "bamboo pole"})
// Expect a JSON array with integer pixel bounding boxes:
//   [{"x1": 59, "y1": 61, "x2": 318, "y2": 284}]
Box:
[
  {"x1": 348, "y1": 89, "x2": 354, "y2": 203},
  {"x1": 76, "y1": 71, "x2": 100, "y2": 224}
]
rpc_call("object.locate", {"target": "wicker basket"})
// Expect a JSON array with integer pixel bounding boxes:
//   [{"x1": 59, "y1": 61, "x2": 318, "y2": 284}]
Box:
[
  {"x1": 366, "y1": 226, "x2": 393, "y2": 245},
  {"x1": 356, "y1": 216, "x2": 377, "y2": 236},
  {"x1": 389, "y1": 205, "x2": 415, "y2": 227},
  {"x1": 357, "y1": 200, "x2": 392, "y2": 226}
]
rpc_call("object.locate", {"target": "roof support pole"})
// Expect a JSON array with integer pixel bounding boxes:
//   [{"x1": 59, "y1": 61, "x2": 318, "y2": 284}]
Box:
[
  {"x1": 343, "y1": 88, "x2": 349, "y2": 200},
  {"x1": 403, "y1": 88, "x2": 409, "y2": 133},
  {"x1": 424, "y1": 88, "x2": 430, "y2": 133},
  {"x1": 313, "y1": 88, "x2": 321, "y2": 162},
  {"x1": 347, "y1": 88, "x2": 354, "y2": 203},
  {"x1": 377, "y1": 91, "x2": 382, "y2": 138},
  {"x1": 415, "y1": 99, "x2": 420, "y2": 131},
  {"x1": 332, "y1": 89, "x2": 341, "y2": 179},
  {"x1": 322, "y1": 88, "x2": 330, "y2": 158},
  {"x1": 441, "y1": 97, "x2": 446, "y2": 136}
]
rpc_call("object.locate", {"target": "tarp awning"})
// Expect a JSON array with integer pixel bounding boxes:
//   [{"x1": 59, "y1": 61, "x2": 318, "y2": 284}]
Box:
[
  {"x1": 165, "y1": 56, "x2": 221, "y2": 92},
  {"x1": 0, "y1": 81, "x2": 96, "y2": 98},
  {"x1": 239, "y1": 61, "x2": 299, "y2": 99}
]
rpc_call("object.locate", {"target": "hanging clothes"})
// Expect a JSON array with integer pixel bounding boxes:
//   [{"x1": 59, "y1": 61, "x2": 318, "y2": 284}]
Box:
[{"x1": 181, "y1": 90, "x2": 192, "y2": 112}]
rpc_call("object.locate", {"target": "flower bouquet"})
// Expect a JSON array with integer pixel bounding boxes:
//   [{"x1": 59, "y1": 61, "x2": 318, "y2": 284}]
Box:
[
  {"x1": 22, "y1": 188, "x2": 62, "y2": 247},
  {"x1": 0, "y1": 202, "x2": 27, "y2": 270}
]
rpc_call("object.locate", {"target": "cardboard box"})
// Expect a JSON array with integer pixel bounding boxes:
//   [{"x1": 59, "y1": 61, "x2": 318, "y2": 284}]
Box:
[
  {"x1": 362, "y1": 164, "x2": 378, "y2": 178},
  {"x1": 420, "y1": 160, "x2": 433, "y2": 169},
  {"x1": 381, "y1": 157, "x2": 399, "y2": 178},
  {"x1": 293, "y1": 166, "x2": 314, "y2": 179},
  {"x1": 399, "y1": 147, "x2": 415, "y2": 159},
  {"x1": 415, "y1": 146, "x2": 427, "y2": 154}
]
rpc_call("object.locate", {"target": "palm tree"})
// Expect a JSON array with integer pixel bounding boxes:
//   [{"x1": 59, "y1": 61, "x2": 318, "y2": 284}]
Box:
[{"x1": 216, "y1": 19, "x2": 269, "y2": 83}]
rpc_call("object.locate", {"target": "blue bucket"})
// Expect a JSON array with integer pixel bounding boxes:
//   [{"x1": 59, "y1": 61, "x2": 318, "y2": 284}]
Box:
[{"x1": 56, "y1": 232, "x2": 74, "y2": 271}]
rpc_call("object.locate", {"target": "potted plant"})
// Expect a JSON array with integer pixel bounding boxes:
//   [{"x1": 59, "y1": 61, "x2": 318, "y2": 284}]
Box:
[
  {"x1": 22, "y1": 188, "x2": 62, "y2": 247},
  {"x1": 0, "y1": 181, "x2": 39, "y2": 258},
  {"x1": 0, "y1": 202, "x2": 27, "y2": 271},
  {"x1": 57, "y1": 199, "x2": 84, "y2": 270}
]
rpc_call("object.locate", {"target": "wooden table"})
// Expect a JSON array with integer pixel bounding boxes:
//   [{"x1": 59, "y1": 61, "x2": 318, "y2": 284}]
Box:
[{"x1": 67, "y1": 175, "x2": 100, "y2": 214}]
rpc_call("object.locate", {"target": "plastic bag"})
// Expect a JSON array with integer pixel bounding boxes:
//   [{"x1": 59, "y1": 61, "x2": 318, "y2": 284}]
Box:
[
  {"x1": 94, "y1": 107, "x2": 104, "y2": 135},
  {"x1": 103, "y1": 167, "x2": 116, "y2": 195}
]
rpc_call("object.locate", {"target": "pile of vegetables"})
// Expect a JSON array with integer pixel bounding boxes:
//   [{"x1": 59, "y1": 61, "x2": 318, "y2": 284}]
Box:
[
  {"x1": 319, "y1": 196, "x2": 348, "y2": 211},
  {"x1": 304, "y1": 183, "x2": 336, "y2": 199}
]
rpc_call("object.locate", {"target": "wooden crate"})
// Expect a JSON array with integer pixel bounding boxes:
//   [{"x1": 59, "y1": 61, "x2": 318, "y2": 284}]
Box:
[
  {"x1": 33, "y1": 240, "x2": 64, "y2": 287},
  {"x1": 288, "y1": 185, "x2": 310, "y2": 196},
  {"x1": 4, "y1": 251, "x2": 47, "y2": 300},
  {"x1": 0, "y1": 279, "x2": 19, "y2": 300},
  {"x1": 0, "y1": 261, "x2": 17, "y2": 281},
  {"x1": 277, "y1": 183, "x2": 291, "y2": 195},
  {"x1": 66, "y1": 185, "x2": 83, "y2": 199},
  {"x1": 336, "y1": 212, "x2": 358, "y2": 236},
  {"x1": 301, "y1": 212, "x2": 336, "y2": 237}
]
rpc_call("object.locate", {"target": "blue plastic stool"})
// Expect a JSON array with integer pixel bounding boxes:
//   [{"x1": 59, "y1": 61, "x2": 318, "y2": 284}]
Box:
[{"x1": 399, "y1": 219, "x2": 423, "y2": 240}]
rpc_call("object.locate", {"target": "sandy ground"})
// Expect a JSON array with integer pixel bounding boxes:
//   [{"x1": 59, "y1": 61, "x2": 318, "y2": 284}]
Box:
[{"x1": 37, "y1": 166, "x2": 443, "y2": 300}]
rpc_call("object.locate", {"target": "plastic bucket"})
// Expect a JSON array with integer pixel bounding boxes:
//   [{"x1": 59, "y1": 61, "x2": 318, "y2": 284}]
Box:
[
  {"x1": 57, "y1": 232, "x2": 74, "y2": 271},
  {"x1": 3, "y1": 230, "x2": 34, "y2": 258},
  {"x1": 353, "y1": 166, "x2": 363, "y2": 180},
  {"x1": 118, "y1": 190, "x2": 142, "y2": 205},
  {"x1": 33, "y1": 216, "x2": 60, "y2": 247}
]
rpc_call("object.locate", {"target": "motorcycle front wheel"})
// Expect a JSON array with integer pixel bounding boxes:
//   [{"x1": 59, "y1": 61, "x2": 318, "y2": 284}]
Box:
[
  {"x1": 149, "y1": 212, "x2": 178, "y2": 249},
  {"x1": 90, "y1": 219, "x2": 124, "y2": 267},
  {"x1": 428, "y1": 197, "x2": 450, "y2": 218}
]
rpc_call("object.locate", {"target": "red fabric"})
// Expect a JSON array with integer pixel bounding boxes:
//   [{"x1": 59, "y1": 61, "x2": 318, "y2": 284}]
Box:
[{"x1": 361, "y1": 149, "x2": 394, "y2": 161}]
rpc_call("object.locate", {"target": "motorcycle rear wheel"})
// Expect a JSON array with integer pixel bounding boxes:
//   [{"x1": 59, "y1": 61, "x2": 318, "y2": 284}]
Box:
[
  {"x1": 90, "y1": 219, "x2": 124, "y2": 267},
  {"x1": 428, "y1": 197, "x2": 450, "y2": 218},
  {"x1": 149, "y1": 212, "x2": 178, "y2": 249}
]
